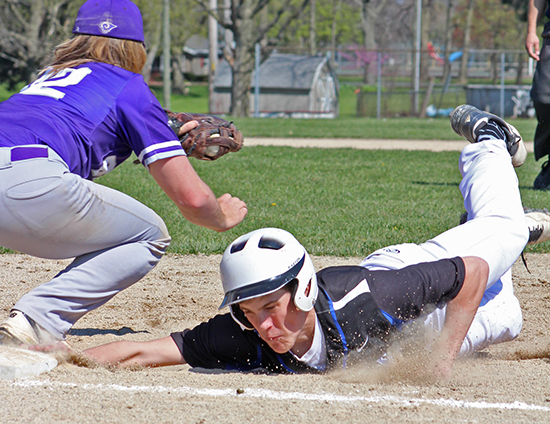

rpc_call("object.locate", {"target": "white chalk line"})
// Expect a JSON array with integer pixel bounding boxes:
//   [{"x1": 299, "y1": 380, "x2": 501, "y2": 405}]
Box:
[{"x1": 11, "y1": 379, "x2": 550, "y2": 412}]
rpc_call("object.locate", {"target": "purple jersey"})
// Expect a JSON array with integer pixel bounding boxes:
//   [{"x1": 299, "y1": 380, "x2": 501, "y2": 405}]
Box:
[{"x1": 0, "y1": 62, "x2": 184, "y2": 179}]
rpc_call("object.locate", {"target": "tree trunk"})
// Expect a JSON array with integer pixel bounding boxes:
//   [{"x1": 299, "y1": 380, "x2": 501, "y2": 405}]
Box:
[
  {"x1": 142, "y1": 31, "x2": 161, "y2": 84},
  {"x1": 310, "y1": 0, "x2": 316, "y2": 55},
  {"x1": 419, "y1": 0, "x2": 432, "y2": 82},
  {"x1": 516, "y1": 52, "x2": 525, "y2": 85},
  {"x1": 491, "y1": 53, "x2": 498, "y2": 85},
  {"x1": 330, "y1": 0, "x2": 342, "y2": 69},
  {"x1": 0, "y1": 0, "x2": 70, "y2": 85},
  {"x1": 172, "y1": 56, "x2": 186, "y2": 94},
  {"x1": 225, "y1": 0, "x2": 311, "y2": 116},
  {"x1": 230, "y1": 1, "x2": 256, "y2": 117},
  {"x1": 441, "y1": 0, "x2": 455, "y2": 86},
  {"x1": 27, "y1": 0, "x2": 45, "y2": 78},
  {"x1": 223, "y1": 0, "x2": 235, "y2": 65},
  {"x1": 437, "y1": 0, "x2": 455, "y2": 108},
  {"x1": 458, "y1": 0, "x2": 474, "y2": 84},
  {"x1": 360, "y1": 0, "x2": 378, "y2": 85}
]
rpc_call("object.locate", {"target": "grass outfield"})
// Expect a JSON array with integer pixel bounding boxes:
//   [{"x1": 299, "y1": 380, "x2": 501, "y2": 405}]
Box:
[
  {"x1": 1, "y1": 83, "x2": 545, "y2": 256},
  {"x1": 231, "y1": 116, "x2": 538, "y2": 141},
  {"x1": 159, "y1": 83, "x2": 539, "y2": 141},
  {"x1": 97, "y1": 146, "x2": 550, "y2": 257}
]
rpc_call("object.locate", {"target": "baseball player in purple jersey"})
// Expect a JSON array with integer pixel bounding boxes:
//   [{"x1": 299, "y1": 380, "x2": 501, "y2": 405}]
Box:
[
  {"x1": 70, "y1": 106, "x2": 550, "y2": 378},
  {"x1": 0, "y1": 0, "x2": 247, "y2": 346}
]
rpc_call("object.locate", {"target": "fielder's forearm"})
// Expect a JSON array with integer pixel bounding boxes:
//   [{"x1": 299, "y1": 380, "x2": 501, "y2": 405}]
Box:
[{"x1": 149, "y1": 156, "x2": 247, "y2": 232}]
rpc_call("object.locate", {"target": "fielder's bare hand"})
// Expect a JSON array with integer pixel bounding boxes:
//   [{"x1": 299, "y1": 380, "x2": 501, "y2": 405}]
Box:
[{"x1": 217, "y1": 193, "x2": 248, "y2": 231}]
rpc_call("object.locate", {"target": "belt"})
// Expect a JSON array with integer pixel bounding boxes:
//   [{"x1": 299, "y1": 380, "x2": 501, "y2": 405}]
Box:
[{"x1": 10, "y1": 146, "x2": 49, "y2": 162}]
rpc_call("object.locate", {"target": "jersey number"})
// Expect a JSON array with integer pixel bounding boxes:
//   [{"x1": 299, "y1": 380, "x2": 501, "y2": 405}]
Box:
[{"x1": 20, "y1": 67, "x2": 92, "y2": 100}]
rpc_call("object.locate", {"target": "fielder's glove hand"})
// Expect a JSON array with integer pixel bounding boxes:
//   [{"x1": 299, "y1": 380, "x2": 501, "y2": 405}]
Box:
[{"x1": 165, "y1": 110, "x2": 244, "y2": 161}]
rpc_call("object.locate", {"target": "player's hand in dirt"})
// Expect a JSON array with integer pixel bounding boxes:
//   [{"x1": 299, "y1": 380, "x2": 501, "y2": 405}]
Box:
[
  {"x1": 429, "y1": 357, "x2": 453, "y2": 380},
  {"x1": 28, "y1": 340, "x2": 74, "y2": 353}
]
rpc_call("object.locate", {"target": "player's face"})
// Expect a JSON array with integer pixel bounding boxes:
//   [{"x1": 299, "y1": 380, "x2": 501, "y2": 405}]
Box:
[{"x1": 239, "y1": 288, "x2": 313, "y2": 355}]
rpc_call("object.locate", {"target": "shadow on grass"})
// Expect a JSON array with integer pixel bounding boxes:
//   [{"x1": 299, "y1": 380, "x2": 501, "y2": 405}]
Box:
[{"x1": 412, "y1": 181, "x2": 460, "y2": 187}]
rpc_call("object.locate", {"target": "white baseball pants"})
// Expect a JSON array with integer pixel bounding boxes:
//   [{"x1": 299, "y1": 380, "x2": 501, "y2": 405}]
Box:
[
  {"x1": 0, "y1": 146, "x2": 170, "y2": 339},
  {"x1": 360, "y1": 137, "x2": 528, "y2": 356}
]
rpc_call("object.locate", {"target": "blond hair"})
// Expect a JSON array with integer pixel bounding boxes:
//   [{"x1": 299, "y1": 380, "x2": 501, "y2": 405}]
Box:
[{"x1": 43, "y1": 35, "x2": 147, "y2": 75}]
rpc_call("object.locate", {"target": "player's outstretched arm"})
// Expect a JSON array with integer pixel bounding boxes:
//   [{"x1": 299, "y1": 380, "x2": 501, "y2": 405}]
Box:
[
  {"x1": 149, "y1": 155, "x2": 247, "y2": 232},
  {"x1": 431, "y1": 256, "x2": 488, "y2": 378},
  {"x1": 83, "y1": 336, "x2": 187, "y2": 368}
]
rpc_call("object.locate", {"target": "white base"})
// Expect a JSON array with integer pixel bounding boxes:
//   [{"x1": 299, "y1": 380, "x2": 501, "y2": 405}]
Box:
[{"x1": 0, "y1": 345, "x2": 58, "y2": 380}]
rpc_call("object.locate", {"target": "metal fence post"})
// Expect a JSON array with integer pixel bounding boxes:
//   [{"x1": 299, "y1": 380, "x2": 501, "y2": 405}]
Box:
[
  {"x1": 377, "y1": 51, "x2": 381, "y2": 119},
  {"x1": 254, "y1": 43, "x2": 260, "y2": 118},
  {"x1": 500, "y1": 52, "x2": 505, "y2": 117}
]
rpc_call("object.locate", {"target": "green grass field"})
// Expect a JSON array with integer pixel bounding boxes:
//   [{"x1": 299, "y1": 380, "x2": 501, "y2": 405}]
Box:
[
  {"x1": 97, "y1": 147, "x2": 550, "y2": 257},
  {"x1": 1, "y1": 82, "x2": 545, "y2": 256},
  {"x1": 149, "y1": 82, "x2": 538, "y2": 141}
]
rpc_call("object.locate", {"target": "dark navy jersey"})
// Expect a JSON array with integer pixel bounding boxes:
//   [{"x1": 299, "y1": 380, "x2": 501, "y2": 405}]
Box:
[
  {"x1": 0, "y1": 62, "x2": 183, "y2": 179},
  {"x1": 171, "y1": 257, "x2": 465, "y2": 373}
]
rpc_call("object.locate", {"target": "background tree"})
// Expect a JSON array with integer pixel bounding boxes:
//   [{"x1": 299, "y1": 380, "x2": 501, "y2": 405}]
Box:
[
  {"x1": 457, "y1": 0, "x2": 474, "y2": 84},
  {"x1": 135, "y1": 0, "x2": 163, "y2": 84},
  {"x1": 135, "y1": 0, "x2": 206, "y2": 92},
  {"x1": 0, "y1": 0, "x2": 77, "y2": 88},
  {"x1": 356, "y1": 0, "x2": 389, "y2": 84},
  {"x1": 213, "y1": 0, "x2": 311, "y2": 117},
  {"x1": 453, "y1": 0, "x2": 524, "y2": 84},
  {"x1": 0, "y1": 0, "x2": 534, "y2": 111},
  {"x1": 169, "y1": 2, "x2": 207, "y2": 93},
  {"x1": 419, "y1": 0, "x2": 434, "y2": 82},
  {"x1": 503, "y1": 0, "x2": 529, "y2": 84},
  {"x1": 441, "y1": 0, "x2": 456, "y2": 88}
]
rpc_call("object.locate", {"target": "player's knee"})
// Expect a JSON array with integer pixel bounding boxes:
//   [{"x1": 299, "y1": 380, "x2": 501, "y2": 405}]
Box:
[
  {"x1": 156, "y1": 219, "x2": 170, "y2": 241},
  {"x1": 144, "y1": 217, "x2": 171, "y2": 257},
  {"x1": 145, "y1": 213, "x2": 170, "y2": 242}
]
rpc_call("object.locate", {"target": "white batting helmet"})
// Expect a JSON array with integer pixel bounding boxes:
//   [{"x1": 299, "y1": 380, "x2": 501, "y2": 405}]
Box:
[{"x1": 219, "y1": 228, "x2": 318, "y2": 330}]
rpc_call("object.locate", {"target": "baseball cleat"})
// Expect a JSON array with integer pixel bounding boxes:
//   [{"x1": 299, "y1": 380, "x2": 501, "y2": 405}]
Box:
[
  {"x1": 450, "y1": 104, "x2": 527, "y2": 167},
  {"x1": 525, "y1": 208, "x2": 550, "y2": 245},
  {"x1": 0, "y1": 310, "x2": 61, "y2": 347}
]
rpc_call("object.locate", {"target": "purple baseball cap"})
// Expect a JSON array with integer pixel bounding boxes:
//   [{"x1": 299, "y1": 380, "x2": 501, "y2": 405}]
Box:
[{"x1": 72, "y1": 0, "x2": 145, "y2": 44}]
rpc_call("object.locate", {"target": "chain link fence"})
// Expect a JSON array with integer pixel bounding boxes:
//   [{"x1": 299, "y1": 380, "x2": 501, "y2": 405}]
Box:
[{"x1": 331, "y1": 48, "x2": 534, "y2": 119}]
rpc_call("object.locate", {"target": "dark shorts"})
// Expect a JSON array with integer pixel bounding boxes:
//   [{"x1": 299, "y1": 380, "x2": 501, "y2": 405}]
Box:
[{"x1": 365, "y1": 257, "x2": 466, "y2": 321}]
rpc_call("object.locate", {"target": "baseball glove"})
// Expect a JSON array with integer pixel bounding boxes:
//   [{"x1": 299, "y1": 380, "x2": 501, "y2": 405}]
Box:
[{"x1": 165, "y1": 110, "x2": 244, "y2": 160}]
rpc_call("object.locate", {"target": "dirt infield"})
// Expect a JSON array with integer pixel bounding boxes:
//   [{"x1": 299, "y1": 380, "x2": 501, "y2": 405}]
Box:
[
  {"x1": 0, "y1": 138, "x2": 548, "y2": 423},
  {"x1": 0, "y1": 252, "x2": 549, "y2": 423}
]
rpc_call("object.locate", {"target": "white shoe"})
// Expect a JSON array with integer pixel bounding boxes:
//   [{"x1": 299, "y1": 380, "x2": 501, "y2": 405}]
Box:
[
  {"x1": 525, "y1": 208, "x2": 550, "y2": 245},
  {"x1": 0, "y1": 310, "x2": 61, "y2": 346}
]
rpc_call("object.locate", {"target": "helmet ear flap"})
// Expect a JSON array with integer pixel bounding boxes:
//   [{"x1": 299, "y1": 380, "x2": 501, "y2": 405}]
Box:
[
  {"x1": 292, "y1": 259, "x2": 318, "y2": 312},
  {"x1": 230, "y1": 304, "x2": 254, "y2": 330}
]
